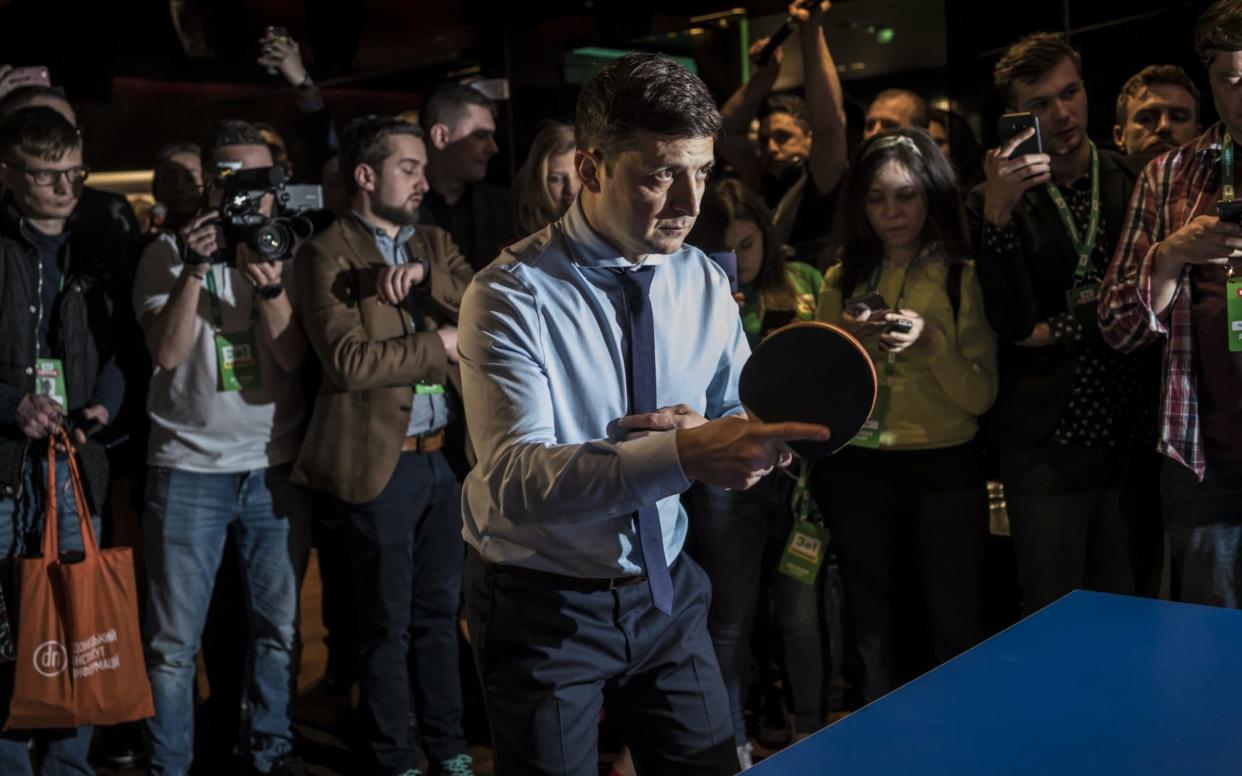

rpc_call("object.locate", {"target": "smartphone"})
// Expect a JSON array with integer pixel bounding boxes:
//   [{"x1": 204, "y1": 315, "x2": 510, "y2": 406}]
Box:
[
  {"x1": 844, "y1": 291, "x2": 887, "y2": 317},
  {"x1": 998, "y1": 112, "x2": 1043, "y2": 158},
  {"x1": 7, "y1": 66, "x2": 50, "y2": 89},
  {"x1": 886, "y1": 318, "x2": 914, "y2": 335},
  {"x1": 1218, "y1": 200, "x2": 1242, "y2": 224},
  {"x1": 262, "y1": 26, "x2": 289, "y2": 75},
  {"x1": 707, "y1": 251, "x2": 739, "y2": 294}
]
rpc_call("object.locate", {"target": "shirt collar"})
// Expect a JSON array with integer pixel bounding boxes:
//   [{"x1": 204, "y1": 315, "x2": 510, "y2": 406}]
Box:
[
  {"x1": 350, "y1": 210, "x2": 416, "y2": 244},
  {"x1": 558, "y1": 197, "x2": 670, "y2": 268}
]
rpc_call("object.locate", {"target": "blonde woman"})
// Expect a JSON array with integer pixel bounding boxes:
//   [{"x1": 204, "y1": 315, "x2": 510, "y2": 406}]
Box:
[{"x1": 513, "y1": 120, "x2": 578, "y2": 236}]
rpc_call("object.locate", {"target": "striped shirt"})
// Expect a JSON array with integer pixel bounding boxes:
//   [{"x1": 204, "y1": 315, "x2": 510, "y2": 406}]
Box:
[{"x1": 1099, "y1": 123, "x2": 1225, "y2": 480}]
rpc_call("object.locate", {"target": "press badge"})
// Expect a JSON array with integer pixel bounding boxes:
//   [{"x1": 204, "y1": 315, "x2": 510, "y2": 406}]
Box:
[
  {"x1": 849, "y1": 383, "x2": 890, "y2": 449},
  {"x1": 1065, "y1": 282, "x2": 1101, "y2": 311},
  {"x1": 1227, "y1": 277, "x2": 1242, "y2": 353},
  {"x1": 214, "y1": 330, "x2": 262, "y2": 391},
  {"x1": 778, "y1": 520, "x2": 827, "y2": 584},
  {"x1": 34, "y1": 358, "x2": 67, "y2": 408}
]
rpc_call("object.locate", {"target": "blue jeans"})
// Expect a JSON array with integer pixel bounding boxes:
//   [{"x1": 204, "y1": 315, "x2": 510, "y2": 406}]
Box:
[
  {"x1": 1162, "y1": 456, "x2": 1242, "y2": 608},
  {"x1": 0, "y1": 455, "x2": 100, "y2": 776},
  {"x1": 142, "y1": 464, "x2": 310, "y2": 775}
]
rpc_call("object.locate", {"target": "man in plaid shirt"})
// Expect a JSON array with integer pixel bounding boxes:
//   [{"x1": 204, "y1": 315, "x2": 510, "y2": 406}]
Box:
[{"x1": 1100, "y1": 0, "x2": 1242, "y2": 609}]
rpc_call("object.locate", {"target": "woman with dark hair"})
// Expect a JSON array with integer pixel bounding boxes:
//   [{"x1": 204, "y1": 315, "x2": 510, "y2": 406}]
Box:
[
  {"x1": 512, "y1": 120, "x2": 578, "y2": 236},
  {"x1": 715, "y1": 178, "x2": 821, "y2": 346},
  {"x1": 684, "y1": 178, "x2": 827, "y2": 759},
  {"x1": 812, "y1": 127, "x2": 998, "y2": 703}
]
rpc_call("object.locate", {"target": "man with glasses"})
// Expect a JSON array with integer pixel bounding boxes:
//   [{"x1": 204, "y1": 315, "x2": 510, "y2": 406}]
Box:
[{"x1": 0, "y1": 105, "x2": 124, "y2": 774}]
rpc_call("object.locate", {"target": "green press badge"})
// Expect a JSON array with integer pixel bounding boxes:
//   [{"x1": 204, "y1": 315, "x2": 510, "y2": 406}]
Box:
[
  {"x1": 214, "y1": 330, "x2": 263, "y2": 392},
  {"x1": 35, "y1": 358, "x2": 67, "y2": 408},
  {"x1": 778, "y1": 520, "x2": 828, "y2": 584},
  {"x1": 849, "y1": 383, "x2": 890, "y2": 449},
  {"x1": 1065, "y1": 282, "x2": 1101, "y2": 311},
  {"x1": 1228, "y1": 277, "x2": 1242, "y2": 353}
]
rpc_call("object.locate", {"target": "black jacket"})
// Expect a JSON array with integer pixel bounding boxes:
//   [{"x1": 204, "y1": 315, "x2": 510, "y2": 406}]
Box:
[
  {"x1": 965, "y1": 147, "x2": 1145, "y2": 446},
  {"x1": 0, "y1": 201, "x2": 119, "y2": 510},
  {"x1": 420, "y1": 180, "x2": 518, "y2": 272}
]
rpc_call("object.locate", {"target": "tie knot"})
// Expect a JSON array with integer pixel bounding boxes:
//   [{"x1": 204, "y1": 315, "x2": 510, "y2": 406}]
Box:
[{"x1": 615, "y1": 266, "x2": 655, "y2": 312}]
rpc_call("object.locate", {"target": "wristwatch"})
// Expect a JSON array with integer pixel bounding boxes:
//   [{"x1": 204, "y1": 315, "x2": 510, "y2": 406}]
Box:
[
  {"x1": 296, "y1": 73, "x2": 314, "y2": 90},
  {"x1": 257, "y1": 283, "x2": 285, "y2": 300}
]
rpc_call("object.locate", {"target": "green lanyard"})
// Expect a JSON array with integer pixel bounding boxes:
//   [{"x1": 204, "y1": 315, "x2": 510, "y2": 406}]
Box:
[
  {"x1": 1044, "y1": 141, "x2": 1100, "y2": 282},
  {"x1": 1223, "y1": 131, "x2": 1235, "y2": 203},
  {"x1": 57, "y1": 245, "x2": 70, "y2": 293},
  {"x1": 203, "y1": 267, "x2": 258, "y2": 331},
  {"x1": 866, "y1": 262, "x2": 912, "y2": 379}
]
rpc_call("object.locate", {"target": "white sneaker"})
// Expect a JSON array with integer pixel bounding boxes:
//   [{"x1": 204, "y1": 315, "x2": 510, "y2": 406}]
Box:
[{"x1": 736, "y1": 741, "x2": 755, "y2": 771}]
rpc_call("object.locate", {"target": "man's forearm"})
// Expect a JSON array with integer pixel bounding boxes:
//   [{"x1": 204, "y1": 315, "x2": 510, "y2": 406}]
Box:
[
  {"x1": 258, "y1": 292, "x2": 307, "y2": 373},
  {"x1": 719, "y1": 68, "x2": 780, "y2": 186},
  {"x1": 1149, "y1": 243, "x2": 1184, "y2": 317},
  {"x1": 146, "y1": 269, "x2": 206, "y2": 371},
  {"x1": 800, "y1": 21, "x2": 847, "y2": 193}
]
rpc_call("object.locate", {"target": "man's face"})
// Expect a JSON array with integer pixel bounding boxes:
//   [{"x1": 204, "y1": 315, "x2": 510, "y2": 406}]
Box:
[
  {"x1": 154, "y1": 151, "x2": 203, "y2": 217},
  {"x1": 584, "y1": 134, "x2": 714, "y2": 259},
  {"x1": 1209, "y1": 51, "x2": 1242, "y2": 143},
  {"x1": 863, "y1": 95, "x2": 918, "y2": 140},
  {"x1": 1, "y1": 145, "x2": 86, "y2": 223},
  {"x1": 757, "y1": 111, "x2": 811, "y2": 172},
  {"x1": 366, "y1": 133, "x2": 429, "y2": 227},
  {"x1": 209, "y1": 143, "x2": 276, "y2": 216},
  {"x1": 1009, "y1": 56, "x2": 1089, "y2": 158},
  {"x1": 433, "y1": 104, "x2": 498, "y2": 183},
  {"x1": 1114, "y1": 83, "x2": 1198, "y2": 156}
]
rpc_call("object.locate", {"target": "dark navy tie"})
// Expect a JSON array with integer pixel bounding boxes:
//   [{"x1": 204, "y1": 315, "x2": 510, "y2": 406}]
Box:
[{"x1": 615, "y1": 266, "x2": 674, "y2": 615}]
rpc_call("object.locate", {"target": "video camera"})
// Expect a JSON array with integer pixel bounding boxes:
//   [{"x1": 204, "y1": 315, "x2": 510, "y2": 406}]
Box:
[{"x1": 208, "y1": 163, "x2": 325, "y2": 264}]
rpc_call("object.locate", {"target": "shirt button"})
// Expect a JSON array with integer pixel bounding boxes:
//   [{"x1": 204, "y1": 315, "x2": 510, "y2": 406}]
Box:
[
  {"x1": 28, "y1": 305, "x2": 35, "y2": 314},
  {"x1": 25, "y1": 367, "x2": 33, "y2": 375}
]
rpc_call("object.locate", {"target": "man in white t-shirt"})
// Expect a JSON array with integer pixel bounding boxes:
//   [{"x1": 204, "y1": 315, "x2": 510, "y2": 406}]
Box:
[{"x1": 133, "y1": 119, "x2": 310, "y2": 776}]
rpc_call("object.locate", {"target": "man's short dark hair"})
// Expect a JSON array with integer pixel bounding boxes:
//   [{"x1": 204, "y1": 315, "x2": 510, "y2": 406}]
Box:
[
  {"x1": 205, "y1": 119, "x2": 267, "y2": 165},
  {"x1": 339, "y1": 115, "x2": 425, "y2": 195},
  {"x1": 1196, "y1": 0, "x2": 1242, "y2": 65},
  {"x1": 152, "y1": 141, "x2": 202, "y2": 191},
  {"x1": 759, "y1": 93, "x2": 810, "y2": 132},
  {"x1": 419, "y1": 83, "x2": 496, "y2": 136},
  {"x1": 0, "y1": 85, "x2": 69, "y2": 125},
  {"x1": 871, "y1": 88, "x2": 929, "y2": 127},
  {"x1": 576, "y1": 52, "x2": 722, "y2": 167},
  {"x1": 1116, "y1": 65, "x2": 1201, "y2": 126},
  {"x1": 994, "y1": 32, "x2": 1083, "y2": 106},
  {"x1": 0, "y1": 105, "x2": 80, "y2": 163}
]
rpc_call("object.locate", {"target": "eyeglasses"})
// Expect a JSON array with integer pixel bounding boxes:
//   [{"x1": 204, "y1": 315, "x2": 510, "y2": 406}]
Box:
[{"x1": 5, "y1": 163, "x2": 90, "y2": 187}]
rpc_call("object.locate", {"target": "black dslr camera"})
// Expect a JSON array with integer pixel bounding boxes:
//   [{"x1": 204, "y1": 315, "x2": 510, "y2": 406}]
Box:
[{"x1": 209, "y1": 163, "x2": 323, "y2": 264}]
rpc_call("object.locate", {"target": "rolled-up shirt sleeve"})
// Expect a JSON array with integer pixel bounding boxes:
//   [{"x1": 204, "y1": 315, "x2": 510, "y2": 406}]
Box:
[
  {"x1": 1100, "y1": 160, "x2": 1174, "y2": 353},
  {"x1": 458, "y1": 266, "x2": 690, "y2": 527}
]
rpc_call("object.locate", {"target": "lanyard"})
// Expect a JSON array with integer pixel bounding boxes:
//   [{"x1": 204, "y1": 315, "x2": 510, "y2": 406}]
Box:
[
  {"x1": 57, "y1": 244, "x2": 70, "y2": 293},
  {"x1": 1224, "y1": 131, "x2": 1235, "y2": 203},
  {"x1": 203, "y1": 267, "x2": 258, "y2": 332},
  {"x1": 1044, "y1": 141, "x2": 1100, "y2": 283},
  {"x1": 866, "y1": 262, "x2": 912, "y2": 379}
]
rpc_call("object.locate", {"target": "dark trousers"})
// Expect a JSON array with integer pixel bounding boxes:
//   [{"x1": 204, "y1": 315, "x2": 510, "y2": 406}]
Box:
[
  {"x1": 812, "y1": 442, "x2": 988, "y2": 705},
  {"x1": 341, "y1": 450, "x2": 466, "y2": 774},
  {"x1": 1000, "y1": 444, "x2": 1149, "y2": 614},
  {"x1": 1160, "y1": 454, "x2": 1242, "y2": 608},
  {"x1": 688, "y1": 475, "x2": 828, "y2": 739},
  {"x1": 464, "y1": 551, "x2": 738, "y2": 776}
]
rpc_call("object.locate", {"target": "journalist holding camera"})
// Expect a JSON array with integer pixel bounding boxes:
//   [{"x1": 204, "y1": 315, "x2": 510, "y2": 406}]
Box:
[{"x1": 132, "y1": 118, "x2": 311, "y2": 776}]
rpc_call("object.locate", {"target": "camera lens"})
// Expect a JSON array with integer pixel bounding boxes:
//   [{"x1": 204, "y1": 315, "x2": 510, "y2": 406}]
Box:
[{"x1": 251, "y1": 221, "x2": 292, "y2": 260}]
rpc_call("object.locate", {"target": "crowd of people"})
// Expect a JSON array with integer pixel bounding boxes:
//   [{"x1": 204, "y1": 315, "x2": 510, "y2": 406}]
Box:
[{"x1": 0, "y1": 0, "x2": 1238, "y2": 774}]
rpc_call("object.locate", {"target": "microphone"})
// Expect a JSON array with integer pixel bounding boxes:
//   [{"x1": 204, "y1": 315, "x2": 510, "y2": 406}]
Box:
[{"x1": 753, "y1": 0, "x2": 820, "y2": 67}]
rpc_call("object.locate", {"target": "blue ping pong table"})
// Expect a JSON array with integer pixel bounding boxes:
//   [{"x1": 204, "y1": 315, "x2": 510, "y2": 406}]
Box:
[{"x1": 749, "y1": 591, "x2": 1242, "y2": 775}]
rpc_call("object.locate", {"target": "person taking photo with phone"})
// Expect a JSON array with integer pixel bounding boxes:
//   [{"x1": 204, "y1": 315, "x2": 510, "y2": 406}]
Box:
[
  {"x1": 813, "y1": 127, "x2": 997, "y2": 704},
  {"x1": 1100, "y1": 0, "x2": 1242, "y2": 611},
  {"x1": 966, "y1": 33, "x2": 1162, "y2": 616}
]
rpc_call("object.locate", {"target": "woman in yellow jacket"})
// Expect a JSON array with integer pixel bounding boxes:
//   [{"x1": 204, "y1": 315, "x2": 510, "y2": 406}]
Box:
[{"x1": 813, "y1": 128, "x2": 998, "y2": 704}]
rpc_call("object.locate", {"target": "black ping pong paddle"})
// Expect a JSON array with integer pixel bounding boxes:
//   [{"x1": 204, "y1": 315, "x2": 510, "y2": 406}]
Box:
[{"x1": 738, "y1": 321, "x2": 878, "y2": 459}]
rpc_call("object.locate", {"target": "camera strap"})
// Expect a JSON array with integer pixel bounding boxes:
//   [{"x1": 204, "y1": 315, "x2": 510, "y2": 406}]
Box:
[
  {"x1": 1222, "y1": 131, "x2": 1234, "y2": 203},
  {"x1": 204, "y1": 268, "x2": 263, "y2": 391}
]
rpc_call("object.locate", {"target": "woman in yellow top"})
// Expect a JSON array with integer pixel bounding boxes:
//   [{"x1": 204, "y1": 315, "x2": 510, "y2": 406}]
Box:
[{"x1": 812, "y1": 127, "x2": 998, "y2": 704}]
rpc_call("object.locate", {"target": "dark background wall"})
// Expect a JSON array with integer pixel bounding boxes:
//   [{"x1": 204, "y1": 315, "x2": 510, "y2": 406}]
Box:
[{"x1": 0, "y1": 0, "x2": 1218, "y2": 180}]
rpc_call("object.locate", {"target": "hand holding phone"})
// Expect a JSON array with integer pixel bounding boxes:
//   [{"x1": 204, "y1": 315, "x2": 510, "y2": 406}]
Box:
[
  {"x1": 844, "y1": 291, "x2": 888, "y2": 318},
  {"x1": 998, "y1": 113, "x2": 1043, "y2": 158},
  {"x1": 982, "y1": 113, "x2": 1053, "y2": 227}
]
